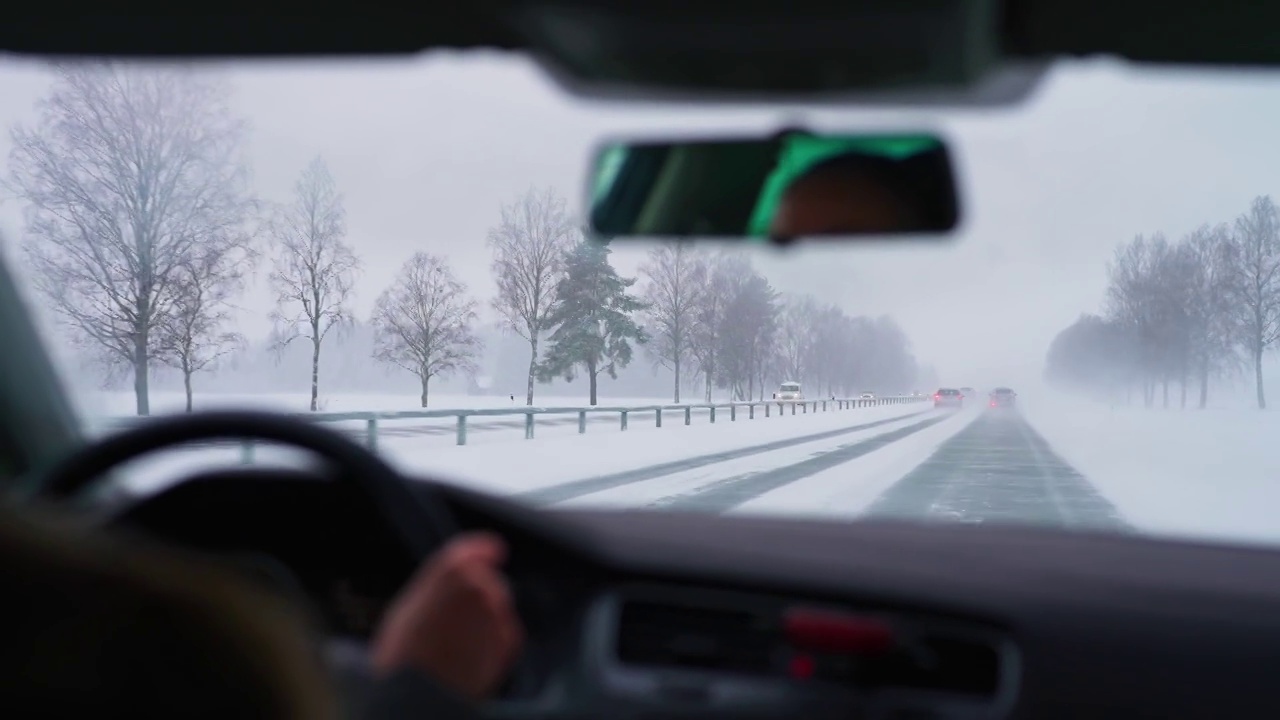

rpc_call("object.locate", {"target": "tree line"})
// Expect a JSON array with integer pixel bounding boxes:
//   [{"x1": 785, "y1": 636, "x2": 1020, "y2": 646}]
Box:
[
  {"x1": 1046, "y1": 195, "x2": 1280, "y2": 409},
  {"x1": 7, "y1": 65, "x2": 919, "y2": 415}
]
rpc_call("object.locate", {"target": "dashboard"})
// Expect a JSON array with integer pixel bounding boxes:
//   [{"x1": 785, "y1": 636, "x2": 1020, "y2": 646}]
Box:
[{"x1": 101, "y1": 467, "x2": 1280, "y2": 720}]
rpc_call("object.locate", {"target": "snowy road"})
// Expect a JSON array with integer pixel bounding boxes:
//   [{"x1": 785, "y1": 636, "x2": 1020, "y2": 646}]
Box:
[
  {"x1": 106, "y1": 400, "x2": 1129, "y2": 533},
  {"x1": 863, "y1": 410, "x2": 1128, "y2": 529},
  {"x1": 513, "y1": 407, "x2": 1127, "y2": 529}
]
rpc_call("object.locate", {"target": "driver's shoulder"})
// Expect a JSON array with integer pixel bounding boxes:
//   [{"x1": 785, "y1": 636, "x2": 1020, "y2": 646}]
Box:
[{"x1": 0, "y1": 502, "x2": 338, "y2": 719}]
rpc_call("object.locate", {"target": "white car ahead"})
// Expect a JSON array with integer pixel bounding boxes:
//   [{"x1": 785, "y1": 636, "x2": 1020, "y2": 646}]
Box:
[{"x1": 773, "y1": 382, "x2": 803, "y2": 401}]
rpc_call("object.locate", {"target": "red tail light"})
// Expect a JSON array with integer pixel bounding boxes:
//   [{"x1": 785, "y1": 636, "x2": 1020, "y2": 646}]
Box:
[{"x1": 933, "y1": 393, "x2": 940, "y2": 400}]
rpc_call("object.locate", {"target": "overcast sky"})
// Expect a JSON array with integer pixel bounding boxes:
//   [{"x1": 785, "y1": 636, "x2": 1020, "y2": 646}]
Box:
[{"x1": 1, "y1": 53, "x2": 1279, "y2": 390}]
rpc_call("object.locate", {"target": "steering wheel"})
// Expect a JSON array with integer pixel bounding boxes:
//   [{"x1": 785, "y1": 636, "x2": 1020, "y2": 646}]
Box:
[{"x1": 35, "y1": 409, "x2": 459, "y2": 559}]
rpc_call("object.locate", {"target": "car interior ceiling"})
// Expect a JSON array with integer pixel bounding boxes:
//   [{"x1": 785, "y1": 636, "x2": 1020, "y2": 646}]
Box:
[
  {"x1": 2, "y1": 2, "x2": 1280, "y2": 91},
  {"x1": 10, "y1": 3, "x2": 1280, "y2": 720}
]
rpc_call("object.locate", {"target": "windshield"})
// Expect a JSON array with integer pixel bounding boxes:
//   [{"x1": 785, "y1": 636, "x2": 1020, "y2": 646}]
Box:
[{"x1": 5, "y1": 55, "x2": 1280, "y2": 547}]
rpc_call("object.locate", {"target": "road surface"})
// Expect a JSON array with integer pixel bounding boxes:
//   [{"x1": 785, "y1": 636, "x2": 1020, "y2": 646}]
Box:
[
  {"x1": 523, "y1": 407, "x2": 1128, "y2": 530},
  {"x1": 861, "y1": 410, "x2": 1127, "y2": 529}
]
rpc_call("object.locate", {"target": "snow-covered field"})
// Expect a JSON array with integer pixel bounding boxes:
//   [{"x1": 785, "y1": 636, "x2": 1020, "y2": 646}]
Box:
[{"x1": 1022, "y1": 392, "x2": 1280, "y2": 546}]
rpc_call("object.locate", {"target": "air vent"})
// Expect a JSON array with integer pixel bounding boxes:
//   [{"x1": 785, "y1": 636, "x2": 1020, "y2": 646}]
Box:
[
  {"x1": 869, "y1": 632, "x2": 1002, "y2": 697},
  {"x1": 615, "y1": 600, "x2": 778, "y2": 674}
]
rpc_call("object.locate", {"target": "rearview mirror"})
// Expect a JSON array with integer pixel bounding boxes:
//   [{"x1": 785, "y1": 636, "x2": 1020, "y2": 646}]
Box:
[{"x1": 587, "y1": 131, "x2": 960, "y2": 242}]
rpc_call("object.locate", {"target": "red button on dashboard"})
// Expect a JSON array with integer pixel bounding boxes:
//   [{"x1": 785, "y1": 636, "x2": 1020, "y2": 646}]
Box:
[
  {"x1": 783, "y1": 608, "x2": 895, "y2": 655},
  {"x1": 789, "y1": 652, "x2": 816, "y2": 679}
]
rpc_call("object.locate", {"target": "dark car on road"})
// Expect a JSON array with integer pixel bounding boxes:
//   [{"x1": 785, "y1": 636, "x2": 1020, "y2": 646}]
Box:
[
  {"x1": 934, "y1": 388, "x2": 964, "y2": 409},
  {"x1": 989, "y1": 387, "x2": 1017, "y2": 408}
]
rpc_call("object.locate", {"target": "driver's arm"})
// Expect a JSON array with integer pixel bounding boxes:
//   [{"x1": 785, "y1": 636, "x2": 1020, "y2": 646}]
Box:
[{"x1": 349, "y1": 533, "x2": 524, "y2": 719}]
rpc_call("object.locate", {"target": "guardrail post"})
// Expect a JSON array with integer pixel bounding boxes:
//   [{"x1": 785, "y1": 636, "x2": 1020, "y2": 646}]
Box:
[
  {"x1": 710, "y1": 406, "x2": 716, "y2": 423},
  {"x1": 749, "y1": 404, "x2": 755, "y2": 419},
  {"x1": 655, "y1": 409, "x2": 662, "y2": 427},
  {"x1": 366, "y1": 418, "x2": 378, "y2": 451},
  {"x1": 578, "y1": 410, "x2": 587, "y2": 433},
  {"x1": 456, "y1": 415, "x2": 467, "y2": 446},
  {"x1": 765, "y1": 404, "x2": 771, "y2": 417},
  {"x1": 729, "y1": 404, "x2": 736, "y2": 421},
  {"x1": 791, "y1": 403, "x2": 797, "y2": 416},
  {"x1": 241, "y1": 441, "x2": 254, "y2": 465},
  {"x1": 524, "y1": 412, "x2": 534, "y2": 440},
  {"x1": 685, "y1": 407, "x2": 691, "y2": 425},
  {"x1": 620, "y1": 410, "x2": 628, "y2": 431}
]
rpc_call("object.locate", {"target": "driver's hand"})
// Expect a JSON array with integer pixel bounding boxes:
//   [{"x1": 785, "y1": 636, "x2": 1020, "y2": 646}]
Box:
[{"x1": 370, "y1": 532, "x2": 524, "y2": 701}]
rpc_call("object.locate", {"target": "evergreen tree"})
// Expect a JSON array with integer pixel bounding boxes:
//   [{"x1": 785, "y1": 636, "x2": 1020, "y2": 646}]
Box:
[{"x1": 538, "y1": 238, "x2": 648, "y2": 405}]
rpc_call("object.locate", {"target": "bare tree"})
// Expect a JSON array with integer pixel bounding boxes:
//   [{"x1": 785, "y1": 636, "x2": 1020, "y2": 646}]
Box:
[
  {"x1": 687, "y1": 252, "x2": 749, "y2": 401},
  {"x1": 1225, "y1": 195, "x2": 1280, "y2": 409},
  {"x1": 1106, "y1": 234, "x2": 1167, "y2": 407},
  {"x1": 157, "y1": 239, "x2": 255, "y2": 412},
  {"x1": 488, "y1": 187, "x2": 575, "y2": 405},
  {"x1": 1092, "y1": 222, "x2": 1257, "y2": 409},
  {"x1": 639, "y1": 243, "x2": 705, "y2": 402},
  {"x1": 777, "y1": 294, "x2": 819, "y2": 383},
  {"x1": 371, "y1": 253, "x2": 482, "y2": 407},
  {"x1": 1045, "y1": 314, "x2": 1141, "y2": 402},
  {"x1": 1179, "y1": 224, "x2": 1239, "y2": 408},
  {"x1": 8, "y1": 64, "x2": 254, "y2": 415},
  {"x1": 717, "y1": 270, "x2": 779, "y2": 401},
  {"x1": 268, "y1": 156, "x2": 361, "y2": 411},
  {"x1": 1143, "y1": 237, "x2": 1196, "y2": 408}
]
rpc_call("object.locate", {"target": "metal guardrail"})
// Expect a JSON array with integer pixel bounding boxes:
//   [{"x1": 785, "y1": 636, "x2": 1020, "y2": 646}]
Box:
[{"x1": 98, "y1": 395, "x2": 928, "y2": 462}]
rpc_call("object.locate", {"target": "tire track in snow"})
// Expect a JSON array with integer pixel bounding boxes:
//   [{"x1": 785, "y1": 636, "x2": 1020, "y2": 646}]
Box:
[
  {"x1": 517, "y1": 409, "x2": 932, "y2": 506},
  {"x1": 639, "y1": 414, "x2": 953, "y2": 513}
]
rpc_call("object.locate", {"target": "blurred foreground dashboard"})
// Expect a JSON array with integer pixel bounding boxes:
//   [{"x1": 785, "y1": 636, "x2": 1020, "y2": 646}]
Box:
[{"x1": 103, "y1": 467, "x2": 1280, "y2": 720}]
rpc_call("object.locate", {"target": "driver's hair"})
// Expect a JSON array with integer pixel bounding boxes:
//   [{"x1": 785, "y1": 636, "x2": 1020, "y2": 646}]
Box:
[
  {"x1": 783, "y1": 148, "x2": 947, "y2": 229},
  {"x1": 788, "y1": 151, "x2": 920, "y2": 223}
]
